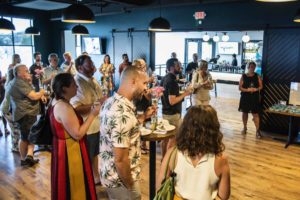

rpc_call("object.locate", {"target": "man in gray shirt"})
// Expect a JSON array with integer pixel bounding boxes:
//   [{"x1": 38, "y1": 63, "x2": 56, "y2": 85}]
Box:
[
  {"x1": 7, "y1": 64, "x2": 47, "y2": 167},
  {"x1": 42, "y1": 53, "x2": 64, "y2": 87}
]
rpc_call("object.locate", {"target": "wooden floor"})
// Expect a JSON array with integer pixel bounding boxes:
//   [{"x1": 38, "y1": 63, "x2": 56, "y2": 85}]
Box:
[{"x1": 0, "y1": 95, "x2": 300, "y2": 200}]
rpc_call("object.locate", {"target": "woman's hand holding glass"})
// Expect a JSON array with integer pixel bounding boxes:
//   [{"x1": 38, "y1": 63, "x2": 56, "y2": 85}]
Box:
[
  {"x1": 91, "y1": 102, "x2": 101, "y2": 117},
  {"x1": 92, "y1": 96, "x2": 107, "y2": 116},
  {"x1": 184, "y1": 83, "x2": 193, "y2": 96}
]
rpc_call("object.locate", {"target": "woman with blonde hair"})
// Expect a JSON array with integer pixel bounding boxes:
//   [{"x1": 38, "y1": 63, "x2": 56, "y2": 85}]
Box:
[
  {"x1": 191, "y1": 60, "x2": 213, "y2": 105},
  {"x1": 157, "y1": 105, "x2": 230, "y2": 200}
]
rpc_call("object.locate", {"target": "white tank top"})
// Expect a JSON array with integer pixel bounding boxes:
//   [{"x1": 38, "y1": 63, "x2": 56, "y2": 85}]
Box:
[{"x1": 174, "y1": 151, "x2": 219, "y2": 200}]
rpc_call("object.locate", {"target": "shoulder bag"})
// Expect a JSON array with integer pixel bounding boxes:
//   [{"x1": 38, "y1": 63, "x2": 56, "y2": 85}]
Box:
[
  {"x1": 154, "y1": 147, "x2": 177, "y2": 200},
  {"x1": 28, "y1": 99, "x2": 53, "y2": 145}
]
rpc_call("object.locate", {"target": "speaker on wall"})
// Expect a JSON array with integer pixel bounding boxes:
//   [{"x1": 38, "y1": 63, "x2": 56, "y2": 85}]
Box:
[{"x1": 100, "y1": 38, "x2": 106, "y2": 54}]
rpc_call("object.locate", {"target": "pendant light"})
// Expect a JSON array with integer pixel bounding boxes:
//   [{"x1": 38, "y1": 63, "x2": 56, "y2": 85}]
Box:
[
  {"x1": 222, "y1": 32, "x2": 229, "y2": 42},
  {"x1": 25, "y1": 20, "x2": 40, "y2": 35},
  {"x1": 72, "y1": 24, "x2": 89, "y2": 35},
  {"x1": 242, "y1": 32, "x2": 250, "y2": 43},
  {"x1": 62, "y1": 3, "x2": 95, "y2": 23},
  {"x1": 256, "y1": 0, "x2": 296, "y2": 2},
  {"x1": 0, "y1": 17, "x2": 15, "y2": 32},
  {"x1": 213, "y1": 33, "x2": 219, "y2": 42},
  {"x1": 293, "y1": 9, "x2": 300, "y2": 22},
  {"x1": 25, "y1": 27, "x2": 40, "y2": 35},
  {"x1": 202, "y1": 32, "x2": 210, "y2": 42},
  {"x1": 149, "y1": 0, "x2": 171, "y2": 31}
]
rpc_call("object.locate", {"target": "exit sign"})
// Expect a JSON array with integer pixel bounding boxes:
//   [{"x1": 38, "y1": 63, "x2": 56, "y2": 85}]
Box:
[{"x1": 194, "y1": 11, "x2": 206, "y2": 20}]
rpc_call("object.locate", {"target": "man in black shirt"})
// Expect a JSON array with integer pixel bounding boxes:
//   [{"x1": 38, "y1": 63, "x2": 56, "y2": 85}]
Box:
[
  {"x1": 209, "y1": 54, "x2": 220, "y2": 64},
  {"x1": 29, "y1": 52, "x2": 46, "y2": 92},
  {"x1": 160, "y1": 58, "x2": 192, "y2": 157},
  {"x1": 185, "y1": 53, "x2": 198, "y2": 82},
  {"x1": 232, "y1": 53, "x2": 238, "y2": 66}
]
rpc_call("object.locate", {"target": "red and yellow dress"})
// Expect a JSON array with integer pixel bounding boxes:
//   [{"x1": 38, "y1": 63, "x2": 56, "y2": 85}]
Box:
[{"x1": 49, "y1": 105, "x2": 96, "y2": 200}]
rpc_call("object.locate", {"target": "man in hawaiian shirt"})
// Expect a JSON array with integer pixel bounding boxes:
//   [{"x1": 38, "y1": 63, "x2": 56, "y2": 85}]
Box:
[{"x1": 99, "y1": 65, "x2": 156, "y2": 199}]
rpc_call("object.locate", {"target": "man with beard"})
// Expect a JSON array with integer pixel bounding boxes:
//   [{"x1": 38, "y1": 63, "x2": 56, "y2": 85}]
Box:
[
  {"x1": 160, "y1": 58, "x2": 192, "y2": 158},
  {"x1": 29, "y1": 52, "x2": 47, "y2": 92},
  {"x1": 99, "y1": 65, "x2": 156, "y2": 199},
  {"x1": 70, "y1": 54, "x2": 105, "y2": 185}
]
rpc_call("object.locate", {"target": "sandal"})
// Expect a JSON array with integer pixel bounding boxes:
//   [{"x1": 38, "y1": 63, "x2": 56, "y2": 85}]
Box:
[
  {"x1": 241, "y1": 128, "x2": 247, "y2": 134},
  {"x1": 256, "y1": 130, "x2": 262, "y2": 139}
]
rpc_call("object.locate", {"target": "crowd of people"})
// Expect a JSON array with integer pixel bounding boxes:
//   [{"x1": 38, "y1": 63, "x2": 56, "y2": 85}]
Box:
[{"x1": 0, "y1": 50, "x2": 265, "y2": 199}]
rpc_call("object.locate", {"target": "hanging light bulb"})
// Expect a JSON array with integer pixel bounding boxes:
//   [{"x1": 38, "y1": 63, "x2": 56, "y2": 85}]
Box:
[
  {"x1": 202, "y1": 32, "x2": 210, "y2": 42},
  {"x1": 242, "y1": 32, "x2": 250, "y2": 43},
  {"x1": 213, "y1": 33, "x2": 219, "y2": 42},
  {"x1": 222, "y1": 32, "x2": 229, "y2": 42}
]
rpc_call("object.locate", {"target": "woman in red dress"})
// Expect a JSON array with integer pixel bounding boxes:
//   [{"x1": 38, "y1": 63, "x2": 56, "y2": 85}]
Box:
[{"x1": 49, "y1": 73, "x2": 101, "y2": 200}]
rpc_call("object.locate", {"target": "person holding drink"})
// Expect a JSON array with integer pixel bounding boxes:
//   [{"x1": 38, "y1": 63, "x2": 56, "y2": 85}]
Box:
[
  {"x1": 50, "y1": 73, "x2": 101, "y2": 200},
  {"x1": 70, "y1": 54, "x2": 106, "y2": 185},
  {"x1": 161, "y1": 58, "x2": 193, "y2": 158},
  {"x1": 238, "y1": 61, "x2": 263, "y2": 138},
  {"x1": 191, "y1": 60, "x2": 214, "y2": 106},
  {"x1": 99, "y1": 64, "x2": 156, "y2": 199}
]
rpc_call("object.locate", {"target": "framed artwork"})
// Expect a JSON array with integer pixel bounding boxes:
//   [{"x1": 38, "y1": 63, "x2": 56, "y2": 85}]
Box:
[
  {"x1": 82, "y1": 36, "x2": 101, "y2": 55},
  {"x1": 218, "y1": 42, "x2": 239, "y2": 55}
]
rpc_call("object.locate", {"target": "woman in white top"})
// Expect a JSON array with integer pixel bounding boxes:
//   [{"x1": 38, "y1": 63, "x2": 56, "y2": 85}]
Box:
[
  {"x1": 191, "y1": 60, "x2": 213, "y2": 105},
  {"x1": 157, "y1": 105, "x2": 230, "y2": 200}
]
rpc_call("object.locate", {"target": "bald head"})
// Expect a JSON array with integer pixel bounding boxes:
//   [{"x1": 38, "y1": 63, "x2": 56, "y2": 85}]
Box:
[
  {"x1": 120, "y1": 65, "x2": 145, "y2": 84},
  {"x1": 13, "y1": 64, "x2": 31, "y2": 82},
  {"x1": 118, "y1": 65, "x2": 149, "y2": 101},
  {"x1": 13, "y1": 64, "x2": 27, "y2": 77}
]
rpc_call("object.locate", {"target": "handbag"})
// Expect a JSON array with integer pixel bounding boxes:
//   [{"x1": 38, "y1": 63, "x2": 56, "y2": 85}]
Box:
[
  {"x1": 154, "y1": 147, "x2": 177, "y2": 200},
  {"x1": 29, "y1": 100, "x2": 53, "y2": 145}
]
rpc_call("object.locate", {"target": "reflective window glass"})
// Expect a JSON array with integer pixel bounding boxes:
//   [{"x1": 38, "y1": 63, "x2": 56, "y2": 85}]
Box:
[{"x1": 12, "y1": 18, "x2": 32, "y2": 45}]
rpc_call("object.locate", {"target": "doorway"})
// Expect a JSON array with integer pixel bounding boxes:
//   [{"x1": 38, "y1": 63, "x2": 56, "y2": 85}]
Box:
[{"x1": 184, "y1": 38, "x2": 213, "y2": 69}]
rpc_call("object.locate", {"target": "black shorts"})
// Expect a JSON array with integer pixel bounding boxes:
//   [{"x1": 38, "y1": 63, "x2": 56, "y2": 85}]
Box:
[
  {"x1": 15, "y1": 115, "x2": 37, "y2": 141},
  {"x1": 86, "y1": 132, "x2": 100, "y2": 161}
]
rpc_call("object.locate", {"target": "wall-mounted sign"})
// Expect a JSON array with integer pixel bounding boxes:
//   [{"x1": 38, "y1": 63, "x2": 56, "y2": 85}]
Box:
[{"x1": 194, "y1": 11, "x2": 206, "y2": 20}]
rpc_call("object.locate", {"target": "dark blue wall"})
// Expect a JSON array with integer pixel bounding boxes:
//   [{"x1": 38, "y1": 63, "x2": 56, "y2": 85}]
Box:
[
  {"x1": 4, "y1": 1, "x2": 300, "y2": 60},
  {"x1": 3, "y1": 1, "x2": 300, "y2": 133}
]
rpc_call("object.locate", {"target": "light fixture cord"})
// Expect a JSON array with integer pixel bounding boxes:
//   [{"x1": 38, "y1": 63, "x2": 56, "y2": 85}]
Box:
[{"x1": 159, "y1": 0, "x2": 162, "y2": 17}]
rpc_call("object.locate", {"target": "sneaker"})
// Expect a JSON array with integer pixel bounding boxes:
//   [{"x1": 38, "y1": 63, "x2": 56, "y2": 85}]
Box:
[
  {"x1": 21, "y1": 159, "x2": 31, "y2": 167},
  {"x1": 25, "y1": 155, "x2": 39, "y2": 167},
  {"x1": 0, "y1": 131, "x2": 3, "y2": 137},
  {"x1": 141, "y1": 149, "x2": 148, "y2": 155}
]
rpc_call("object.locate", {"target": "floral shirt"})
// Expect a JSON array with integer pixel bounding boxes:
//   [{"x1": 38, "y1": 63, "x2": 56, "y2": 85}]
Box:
[{"x1": 99, "y1": 93, "x2": 141, "y2": 188}]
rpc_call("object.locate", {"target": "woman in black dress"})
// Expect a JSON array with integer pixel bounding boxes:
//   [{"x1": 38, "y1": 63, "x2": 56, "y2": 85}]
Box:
[{"x1": 238, "y1": 61, "x2": 263, "y2": 138}]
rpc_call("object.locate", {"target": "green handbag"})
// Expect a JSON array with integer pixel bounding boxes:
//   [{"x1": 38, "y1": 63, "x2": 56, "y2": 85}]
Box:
[{"x1": 154, "y1": 147, "x2": 177, "y2": 200}]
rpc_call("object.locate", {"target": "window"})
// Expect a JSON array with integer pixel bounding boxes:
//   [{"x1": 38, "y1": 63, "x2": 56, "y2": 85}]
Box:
[
  {"x1": 76, "y1": 34, "x2": 82, "y2": 57},
  {"x1": 0, "y1": 17, "x2": 34, "y2": 76}
]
